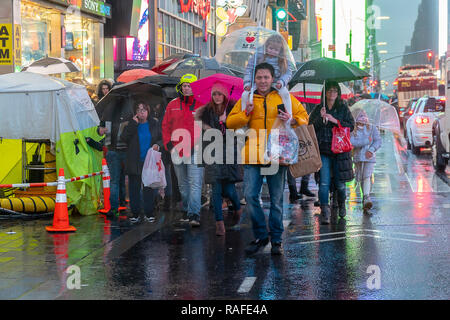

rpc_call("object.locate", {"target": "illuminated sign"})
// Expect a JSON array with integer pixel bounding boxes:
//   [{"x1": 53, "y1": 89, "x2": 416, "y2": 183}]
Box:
[
  {"x1": 179, "y1": 0, "x2": 211, "y2": 20},
  {"x1": 126, "y1": 0, "x2": 149, "y2": 61},
  {"x1": 48, "y1": 0, "x2": 111, "y2": 18},
  {"x1": 216, "y1": 0, "x2": 247, "y2": 37}
]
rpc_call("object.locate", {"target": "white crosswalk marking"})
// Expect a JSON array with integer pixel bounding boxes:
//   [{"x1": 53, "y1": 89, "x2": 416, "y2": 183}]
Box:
[{"x1": 237, "y1": 277, "x2": 257, "y2": 293}]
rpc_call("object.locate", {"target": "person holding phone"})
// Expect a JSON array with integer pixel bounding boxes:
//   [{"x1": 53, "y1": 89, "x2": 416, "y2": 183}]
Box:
[
  {"x1": 121, "y1": 101, "x2": 163, "y2": 224},
  {"x1": 227, "y1": 63, "x2": 308, "y2": 255}
]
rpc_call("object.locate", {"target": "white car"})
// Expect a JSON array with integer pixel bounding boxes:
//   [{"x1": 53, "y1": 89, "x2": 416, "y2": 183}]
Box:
[{"x1": 406, "y1": 96, "x2": 446, "y2": 155}]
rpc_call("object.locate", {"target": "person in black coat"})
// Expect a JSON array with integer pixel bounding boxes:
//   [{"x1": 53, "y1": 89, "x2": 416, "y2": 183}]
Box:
[
  {"x1": 194, "y1": 82, "x2": 243, "y2": 236},
  {"x1": 121, "y1": 101, "x2": 164, "y2": 224},
  {"x1": 309, "y1": 81, "x2": 355, "y2": 224}
]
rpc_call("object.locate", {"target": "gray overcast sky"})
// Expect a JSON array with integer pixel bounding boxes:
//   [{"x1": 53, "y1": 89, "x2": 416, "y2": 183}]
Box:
[{"x1": 374, "y1": 0, "x2": 422, "y2": 91}]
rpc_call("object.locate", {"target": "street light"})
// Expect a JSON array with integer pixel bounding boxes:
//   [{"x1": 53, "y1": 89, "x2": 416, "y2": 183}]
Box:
[
  {"x1": 377, "y1": 42, "x2": 387, "y2": 46},
  {"x1": 377, "y1": 16, "x2": 390, "y2": 20},
  {"x1": 379, "y1": 50, "x2": 388, "y2": 54}
]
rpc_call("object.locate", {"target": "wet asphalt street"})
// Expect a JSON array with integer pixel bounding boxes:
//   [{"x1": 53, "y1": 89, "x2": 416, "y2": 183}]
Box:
[{"x1": 0, "y1": 131, "x2": 449, "y2": 300}]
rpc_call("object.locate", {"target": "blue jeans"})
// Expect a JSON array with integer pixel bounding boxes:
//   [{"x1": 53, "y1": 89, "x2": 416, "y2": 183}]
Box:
[
  {"x1": 244, "y1": 165, "x2": 287, "y2": 243},
  {"x1": 173, "y1": 158, "x2": 204, "y2": 217},
  {"x1": 211, "y1": 181, "x2": 241, "y2": 221},
  {"x1": 106, "y1": 150, "x2": 127, "y2": 210},
  {"x1": 318, "y1": 154, "x2": 346, "y2": 206}
]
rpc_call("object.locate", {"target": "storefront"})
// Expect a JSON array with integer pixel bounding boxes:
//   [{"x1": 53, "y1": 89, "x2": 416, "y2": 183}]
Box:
[{"x1": 18, "y1": 0, "x2": 111, "y2": 83}]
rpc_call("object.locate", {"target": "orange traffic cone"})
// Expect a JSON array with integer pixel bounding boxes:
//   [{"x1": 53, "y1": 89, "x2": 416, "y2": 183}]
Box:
[
  {"x1": 98, "y1": 158, "x2": 111, "y2": 214},
  {"x1": 46, "y1": 168, "x2": 76, "y2": 232}
]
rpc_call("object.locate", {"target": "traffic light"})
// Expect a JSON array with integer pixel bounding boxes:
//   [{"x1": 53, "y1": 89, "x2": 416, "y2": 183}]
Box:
[
  {"x1": 427, "y1": 51, "x2": 433, "y2": 62},
  {"x1": 275, "y1": 8, "x2": 288, "y2": 21}
]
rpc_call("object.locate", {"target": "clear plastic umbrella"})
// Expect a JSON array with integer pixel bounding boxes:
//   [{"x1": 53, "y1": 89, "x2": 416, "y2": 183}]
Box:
[
  {"x1": 214, "y1": 26, "x2": 296, "y2": 80},
  {"x1": 350, "y1": 99, "x2": 401, "y2": 134}
]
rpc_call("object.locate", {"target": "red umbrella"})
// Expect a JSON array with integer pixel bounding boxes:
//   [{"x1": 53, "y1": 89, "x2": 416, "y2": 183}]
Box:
[{"x1": 117, "y1": 69, "x2": 157, "y2": 83}]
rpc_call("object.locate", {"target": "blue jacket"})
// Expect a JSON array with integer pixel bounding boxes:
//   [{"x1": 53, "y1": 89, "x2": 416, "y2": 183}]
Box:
[{"x1": 350, "y1": 124, "x2": 381, "y2": 163}]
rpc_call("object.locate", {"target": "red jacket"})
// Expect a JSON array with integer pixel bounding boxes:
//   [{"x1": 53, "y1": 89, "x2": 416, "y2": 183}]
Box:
[{"x1": 162, "y1": 95, "x2": 202, "y2": 158}]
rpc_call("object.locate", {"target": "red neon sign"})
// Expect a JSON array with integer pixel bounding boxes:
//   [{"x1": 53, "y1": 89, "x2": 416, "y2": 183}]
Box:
[{"x1": 179, "y1": 0, "x2": 211, "y2": 20}]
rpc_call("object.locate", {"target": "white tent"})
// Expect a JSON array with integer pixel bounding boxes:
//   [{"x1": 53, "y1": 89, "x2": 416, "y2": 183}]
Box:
[{"x1": 0, "y1": 72, "x2": 99, "y2": 143}]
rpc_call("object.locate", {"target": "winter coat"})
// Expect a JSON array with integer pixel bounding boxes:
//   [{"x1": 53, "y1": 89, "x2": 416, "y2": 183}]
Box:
[
  {"x1": 226, "y1": 88, "x2": 309, "y2": 164},
  {"x1": 161, "y1": 95, "x2": 202, "y2": 158},
  {"x1": 243, "y1": 48, "x2": 295, "y2": 88},
  {"x1": 309, "y1": 100, "x2": 355, "y2": 183},
  {"x1": 350, "y1": 124, "x2": 382, "y2": 163},
  {"x1": 194, "y1": 104, "x2": 243, "y2": 184},
  {"x1": 309, "y1": 100, "x2": 355, "y2": 156},
  {"x1": 120, "y1": 117, "x2": 163, "y2": 176}
]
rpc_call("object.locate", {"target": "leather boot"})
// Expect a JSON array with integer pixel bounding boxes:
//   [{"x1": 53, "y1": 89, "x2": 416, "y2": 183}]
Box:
[
  {"x1": 216, "y1": 221, "x2": 225, "y2": 236},
  {"x1": 320, "y1": 205, "x2": 331, "y2": 225},
  {"x1": 289, "y1": 185, "x2": 300, "y2": 203},
  {"x1": 338, "y1": 201, "x2": 347, "y2": 218},
  {"x1": 300, "y1": 180, "x2": 315, "y2": 198}
]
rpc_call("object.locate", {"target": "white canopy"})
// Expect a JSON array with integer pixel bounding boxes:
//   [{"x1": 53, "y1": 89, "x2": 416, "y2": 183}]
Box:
[{"x1": 0, "y1": 72, "x2": 99, "y2": 143}]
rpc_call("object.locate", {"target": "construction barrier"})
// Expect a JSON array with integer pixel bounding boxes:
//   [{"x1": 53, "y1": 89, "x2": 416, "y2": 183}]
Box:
[
  {"x1": 98, "y1": 158, "x2": 111, "y2": 214},
  {"x1": 46, "y1": 168, "x2": 76, "y2": 232},
  {"x1": 0, "y1": 159, "x2": 110, "y2": 223}
]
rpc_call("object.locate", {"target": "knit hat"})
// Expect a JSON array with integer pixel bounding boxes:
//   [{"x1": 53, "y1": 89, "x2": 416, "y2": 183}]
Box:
[{"x1": 211, "y1": 82, "x2": 229, "y2": 99}]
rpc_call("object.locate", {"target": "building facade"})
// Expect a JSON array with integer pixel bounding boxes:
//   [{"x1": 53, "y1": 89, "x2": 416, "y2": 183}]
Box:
[{"x1": 0, "y1": 0, "x2": 111, "y2": 83}]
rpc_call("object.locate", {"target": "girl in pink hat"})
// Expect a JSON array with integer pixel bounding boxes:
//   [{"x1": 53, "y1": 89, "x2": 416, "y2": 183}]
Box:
[{"x1": 195, "y1": 82, "x2": 244, "y2": 236}]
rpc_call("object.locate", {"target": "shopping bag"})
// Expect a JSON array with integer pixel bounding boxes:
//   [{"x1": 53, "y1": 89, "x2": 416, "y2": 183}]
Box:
[
  {"x1": 142, "y1": 149, "x2": 167, "y2": 189},
  {"x1": 331, "y1": 121, "x2": 353, "y2": 154},
  {"x1": 289, "y1": 125, "x2": 322, "y2": 178},
  {"x1": 264, "y1": 118, "x2": 299, "y2": 166}
]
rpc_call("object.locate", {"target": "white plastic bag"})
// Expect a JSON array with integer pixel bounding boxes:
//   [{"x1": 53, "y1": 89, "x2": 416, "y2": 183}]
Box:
[
  {"x1": 142, "y1": 149, "x2": 167, "y2": 189},
  {"x1": 264, "y1": 118, "x2": 299, "y2": 165}
]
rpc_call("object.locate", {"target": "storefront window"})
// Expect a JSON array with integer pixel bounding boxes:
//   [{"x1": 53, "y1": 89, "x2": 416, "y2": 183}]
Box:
[
  {"x1": 21, "y1": 1, "x2": 60, "y2": 67},
  {"x1": 64, "y1": 14, "x2": 102, "y2": 84},
  {"x1": 163, "y1": 14, "x2": 169, "y2": 44},
  {"x1": 170, "y1": 17, "x2": 175, "y2": 45},
  {"x1": 176, "y1": 19, "x2": 181, "y2": 48}
]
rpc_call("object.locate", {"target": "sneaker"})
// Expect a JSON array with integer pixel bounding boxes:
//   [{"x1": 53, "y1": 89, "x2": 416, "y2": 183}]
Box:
[
  {"x1": 144, "y1": 216, "x2": 156, "y2": 223},
  {"x1": 271, "y1": 242, "x2": 283, "y2": 255},
  {"x1": 201, "y1": 196, "x2": 209, "y2": 208},
  {"x1": 129, "y1": 216, "x2": 141, "y2": 224},
  {"x1": 245, "y1": 238, "x2": 269, "y2": 255},
  {"x1": 240, "y1": 198, "x2": 247, "y2": 205},
  {"x1": 179, "y1": 211, "x2": 189, "y2": 222},
  {"x1": 189, "y1": 215, "x2": 201, "y2": 227}
]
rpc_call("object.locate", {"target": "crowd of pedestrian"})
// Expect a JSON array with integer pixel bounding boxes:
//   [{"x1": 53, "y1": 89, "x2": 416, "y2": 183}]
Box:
[{"x1": 90, "y1": 57, "x2": 382, "y2": 256}]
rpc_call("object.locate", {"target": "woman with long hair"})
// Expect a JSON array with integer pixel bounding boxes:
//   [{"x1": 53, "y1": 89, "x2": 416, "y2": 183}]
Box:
[{"x1": 195, "y1": 82, "x2": 243, "y2": 236}]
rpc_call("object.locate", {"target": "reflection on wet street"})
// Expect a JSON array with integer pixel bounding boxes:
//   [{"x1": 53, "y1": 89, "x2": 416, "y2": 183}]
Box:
[{"x1": 0, "y1": 132, "x2": 449, "y2": 300}]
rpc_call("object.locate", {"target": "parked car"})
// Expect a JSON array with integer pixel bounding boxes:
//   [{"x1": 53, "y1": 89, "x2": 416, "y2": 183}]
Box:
[
  {"x1": 431, "y1": 57, "x2": 450, "y2": 171},
  {"x1": 401, "y1": 98, "x2": 418, "y2": 131},
  {"x1": 405, "y1": 96, "x2": 446, "y2": 155}
]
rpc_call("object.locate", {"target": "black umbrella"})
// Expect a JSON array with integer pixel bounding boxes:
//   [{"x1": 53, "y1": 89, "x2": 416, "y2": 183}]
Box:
[
  {"x1": 163, "y1": 56, "x2": 236, "y2": 79},
  {"x1": 290, "y1": 57, "x2": 370, "y2": 86},
  {"x1": 96, "y1": 75, "x2": 180, "y2": 122}
]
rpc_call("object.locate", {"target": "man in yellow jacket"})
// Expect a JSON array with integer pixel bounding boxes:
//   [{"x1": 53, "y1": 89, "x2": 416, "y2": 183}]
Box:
[{"x1": 227, "y1": 62, "x2": 309, "y2": 255}]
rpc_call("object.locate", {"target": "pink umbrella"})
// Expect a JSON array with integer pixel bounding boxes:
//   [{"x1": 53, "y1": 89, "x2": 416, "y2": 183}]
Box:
[{"x1": 190, "y1": 73, "x2": 244, "y2": 105}]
